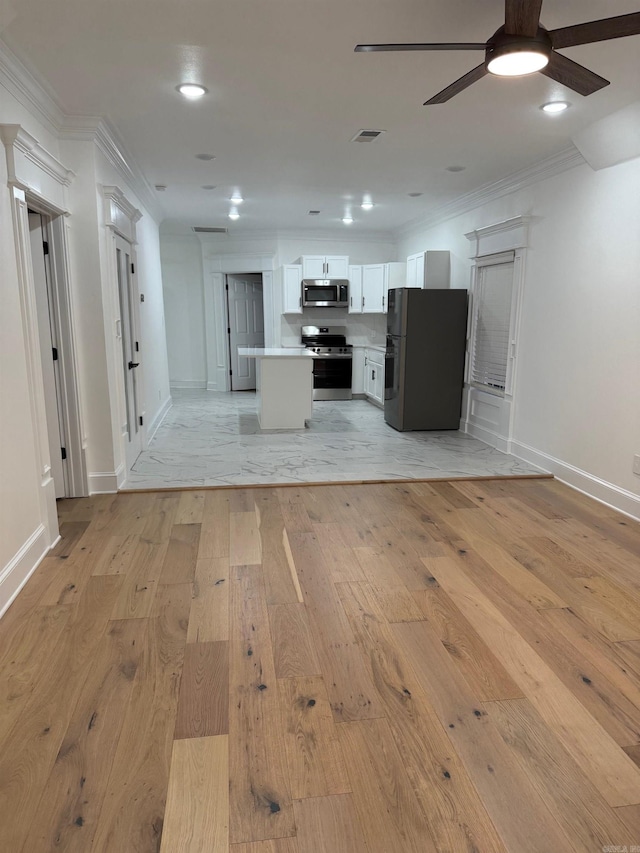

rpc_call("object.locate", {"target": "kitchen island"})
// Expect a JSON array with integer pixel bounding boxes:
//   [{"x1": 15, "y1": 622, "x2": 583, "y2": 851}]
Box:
[{"x1": 238, "y1": 347, "x2": 313, "y2": 429}]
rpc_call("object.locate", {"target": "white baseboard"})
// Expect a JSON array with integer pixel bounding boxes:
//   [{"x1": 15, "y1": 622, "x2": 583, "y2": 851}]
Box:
[
  {"x1": 147, "y1": 395, "x2": 172, "y2": 442},
  {"x1": 170, "y1": 380, "x2": 206, "y2": 389},
  {"x1": 115, "y1": 463, "x2": 126, "y2": 489},
  {"x1": 206, "y1": 380, "x2": 218, "y2": 391},
  {"x1": 462, "y1": 420, "x2": 511, "y2": 454},
  {"x1": 511, "y1": 439, "x2": 640, "y2": 521},
  {"x1": 88, "y1": 470, "x2": 119, "y2": 494},
  {"x1": 0, "y1": 524, "x2": 49, "y2": 619}
]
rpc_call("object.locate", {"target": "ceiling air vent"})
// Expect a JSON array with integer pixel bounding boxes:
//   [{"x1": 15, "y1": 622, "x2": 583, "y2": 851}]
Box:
[
  {"x1": 192, "y1": 226, "x2": 228, "y2": 234},
  {"x1": 308, "y1": 210, "x2": 321, "y2": 216},
  {"x1": 350, "y1": 129, "x2": 386, "y2": 143}
]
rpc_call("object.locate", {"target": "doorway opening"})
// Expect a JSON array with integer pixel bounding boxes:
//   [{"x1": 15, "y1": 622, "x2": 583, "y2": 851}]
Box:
[{"x1": 226, "y1": 273, "x2": 264, "y2": 391}]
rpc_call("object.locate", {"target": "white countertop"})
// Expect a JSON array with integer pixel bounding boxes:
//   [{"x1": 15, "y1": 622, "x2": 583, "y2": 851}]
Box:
[{"x1": 238, "y1": 346, "x2": 312, "y2": 358}]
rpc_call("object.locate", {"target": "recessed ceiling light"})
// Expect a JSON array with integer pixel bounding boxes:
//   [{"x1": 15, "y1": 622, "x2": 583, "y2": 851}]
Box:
[
  {"x1": 177, "y1": 83, "x2": 208, "y2": 100},
  {"x1": 361, "y1": 200, "x2": 374, "y2": 210},
  {"x1": 230, "y1": 194, "x2": 244, "y2": 204},
  {"x1": 228, "y1": 209, "x2": 240, "y2": 220},
  {"x1": 408, "y1": 192, "x2": 423, "y2": 197},
  {"x1": 445, "y1": 165, "x2": 466, "y2": 173},
  {"x1": 195, "y1": 153, "x2": 216, "y2": 161},
  {"x1": 342, "y1": 216, "x2": 354, "y2": 225},
  {"x1": 541, "y1": 101, "x2": 570, "y2": 114},
  {"x1": 202, "y1": 185, "x2": 216, "y2": 190}
]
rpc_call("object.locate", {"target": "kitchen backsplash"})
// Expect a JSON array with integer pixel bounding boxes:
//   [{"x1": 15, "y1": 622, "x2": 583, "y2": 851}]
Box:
[{"x1": 281, "y1": 309, "x2": 386, "y2": 347}]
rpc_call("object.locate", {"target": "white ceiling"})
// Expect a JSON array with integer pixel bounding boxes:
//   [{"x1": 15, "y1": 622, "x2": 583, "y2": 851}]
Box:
[{"x1": 3, "y1": 0, "x2": 639, "y2": 232}]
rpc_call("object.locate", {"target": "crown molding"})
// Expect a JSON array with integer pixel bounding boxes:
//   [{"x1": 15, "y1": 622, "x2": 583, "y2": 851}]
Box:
[
  {"x1": 60, "y1": 116, "x2": 162, "y2": 221},
  {"x1": 0, "y1": 38, "x2": 64, "y2": 135},
  {"x1": 0, "y1": 39, "x2": 162, "y2": 222},
  {"x1": 0, "y1": 124, "x2": 75, "y2": 187},
  {"x1": 396, "y1": 145, "x2": 585, "y2": 240}
]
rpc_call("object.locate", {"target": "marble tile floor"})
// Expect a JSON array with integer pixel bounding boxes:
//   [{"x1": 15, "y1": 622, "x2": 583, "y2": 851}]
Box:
[{"x1": 123, "y1": 389, "x2": 544, "y2": 490}]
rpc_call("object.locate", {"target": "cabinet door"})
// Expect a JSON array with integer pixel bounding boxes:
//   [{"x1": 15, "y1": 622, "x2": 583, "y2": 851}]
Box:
[
  {"x1": 325, "y1": 255, "x2": 349, "y2": 278},
  {"x1": 348, "y1": 265, "x2": 363, "y2": 313},
  {"x1": 362, "y1": 265, "x2": 385, "y2": 313},
  {"x1": 364, "y1": 351, "x2": 373, "y2": 396},
  {"x1": 301, "y1": 256, "x2": 327, "y2": 278},
  {"x1": 282, "y1": 265, "x2": 302, "y2": 314},
  {"x1": 406, "y1": 254, "x2": 418, "y2": 288},
  {"x1": 373, "y1": 361, "x2": 384, "y2": 403},
  {"x1": 412, "y1": 253, "x2": 425, "y2": 288}
]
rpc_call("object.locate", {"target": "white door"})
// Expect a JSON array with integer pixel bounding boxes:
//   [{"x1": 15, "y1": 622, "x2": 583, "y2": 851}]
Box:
[
  {"x1": 227, "y1": 274, "x2": 264, "y2": 390},
  {"x1": 115, "y1": 234, "x2": 142, "y2": 471},
  {"x1": 28, "y1": 211, "x2": 67, "y2": 498}
]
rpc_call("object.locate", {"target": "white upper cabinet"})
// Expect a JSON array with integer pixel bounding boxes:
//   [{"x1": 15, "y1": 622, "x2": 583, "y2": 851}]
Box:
[
  {"x1": 348, "y1": 264, "x2": 363, "y2": 313},
  {"x1": 362, "y1": 264, "x2": 385, "y2": 313},
  {"x1": 282, "y1": 264, "x2": 303, "y2": 313},
  {"x1": 301, "y1": 255, "x2": 349, "y2": 279},
  {"x1": 406, "y1": 250, "x2": 450, "y2": 289},
  {"x1": 362, "y1": 262, "x2": 407, "y2": 313},
  {"x1": 385, "y1": 262, "x2": 406, "y2": 294}
]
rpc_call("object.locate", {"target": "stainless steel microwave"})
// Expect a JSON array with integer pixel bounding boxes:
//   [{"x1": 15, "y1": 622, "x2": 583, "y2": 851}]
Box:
[{"x1": 302, "y1": 279, "x2": 349, "y2": 308}]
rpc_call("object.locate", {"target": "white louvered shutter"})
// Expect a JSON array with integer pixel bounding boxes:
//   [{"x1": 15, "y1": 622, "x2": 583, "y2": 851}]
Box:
[{"x1": 471, "y1": 259, "x2": 514, "y2": 392}]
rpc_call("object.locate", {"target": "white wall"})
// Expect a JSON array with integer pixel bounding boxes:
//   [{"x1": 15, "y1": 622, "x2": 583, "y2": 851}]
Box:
[
  {"x1": 1, "y1": 46, "x2": 170, "y2": 616},
  {"x1": 397, "y1": 157, "x2": 640, "y2": 513},
  {"x1": 161, "y1": 234, "x2": 207, "y2": 388},
  {"x1": 0, "y1": 77, "x2": 63, "y2": 613}
]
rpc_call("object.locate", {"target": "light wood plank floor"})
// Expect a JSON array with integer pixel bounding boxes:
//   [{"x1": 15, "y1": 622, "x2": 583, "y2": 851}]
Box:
[{"x1": 1, "y1": 477, "x2": 640, "y2": 852}]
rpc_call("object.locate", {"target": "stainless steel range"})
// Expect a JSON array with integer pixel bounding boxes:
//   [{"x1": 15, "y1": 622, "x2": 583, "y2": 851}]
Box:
[{"x1": 301, "y1": 325, "x2": 353, "y2": 401}]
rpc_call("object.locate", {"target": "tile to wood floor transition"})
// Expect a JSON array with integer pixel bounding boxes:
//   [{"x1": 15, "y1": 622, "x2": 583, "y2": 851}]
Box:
[{"x1": 1, "y1": 478, "x2": 640, "y2": 851}]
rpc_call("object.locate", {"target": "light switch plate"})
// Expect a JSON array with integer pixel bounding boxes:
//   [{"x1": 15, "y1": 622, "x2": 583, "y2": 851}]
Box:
[{"x1": 633, "y1": 454, "x2": 640, "y2": 476}]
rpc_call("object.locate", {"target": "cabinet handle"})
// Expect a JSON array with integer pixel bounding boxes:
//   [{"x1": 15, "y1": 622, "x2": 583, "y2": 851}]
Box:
[
  {"x1": 350, "y1": 296, "x2": 352, "y2": 307},
  {"x1": 382, "y1": 296, "x2": 385, "y2": 309},
  {"x1": 372, "y1": 369, "x2": 375, "y2": 380},
  {"x1": 362, "y1": 296, "x2": 365, "y2": 308},
  {"x1": 299, "y1": 296, "x2": 301, "y2": 307}
]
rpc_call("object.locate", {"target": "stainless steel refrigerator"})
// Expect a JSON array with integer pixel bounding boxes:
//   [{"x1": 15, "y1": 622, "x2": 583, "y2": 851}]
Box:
[{"x1": 385, "y1": 288, "x2": 468, "y2": 431}]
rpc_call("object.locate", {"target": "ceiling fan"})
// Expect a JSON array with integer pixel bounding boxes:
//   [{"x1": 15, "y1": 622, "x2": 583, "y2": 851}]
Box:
[{"x1": 355, "y1": 1, "x2": 640, "y2": 104}]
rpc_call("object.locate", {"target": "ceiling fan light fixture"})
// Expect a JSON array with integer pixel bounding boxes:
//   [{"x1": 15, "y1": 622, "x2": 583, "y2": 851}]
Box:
[{"x1": 486, "y1": 45, "x2": 549, "y2": 77}]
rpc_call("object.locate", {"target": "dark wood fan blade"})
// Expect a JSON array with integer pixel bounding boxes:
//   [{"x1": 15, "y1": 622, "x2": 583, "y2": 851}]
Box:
[
  {"x1": 550, "y1": 12, "x2": 640, "y2": 49},
  {"x1": 424, "y1": 63, "x2": 488, "y2": 105},
  {"x1": 540, "y1": 51, "x2": 609, "y2": 96},
  {"x1": 355, "y1": 43, "x2": 486, "y2": 52},
  {"x1": 504, "y1": 0, "x2": 543, "y2": 36}
]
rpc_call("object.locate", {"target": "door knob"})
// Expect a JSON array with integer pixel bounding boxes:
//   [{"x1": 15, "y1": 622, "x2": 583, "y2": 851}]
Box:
[{"x1": 128, "y1": 361, "x2": 140, "y2": 369}]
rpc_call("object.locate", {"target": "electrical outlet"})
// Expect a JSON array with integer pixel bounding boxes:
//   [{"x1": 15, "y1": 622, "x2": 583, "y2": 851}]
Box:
[{"x1": 634, "y1": 454, "x2": 640, "y2": 476}]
